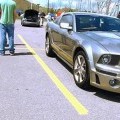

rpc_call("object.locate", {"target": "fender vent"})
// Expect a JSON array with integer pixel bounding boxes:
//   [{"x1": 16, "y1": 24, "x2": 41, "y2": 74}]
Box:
[{"x1": 95, "y1": 74, "x2": 100, "y2": 84}]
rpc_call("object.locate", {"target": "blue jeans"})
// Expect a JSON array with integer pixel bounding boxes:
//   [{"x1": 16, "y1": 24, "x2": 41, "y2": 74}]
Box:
[{"x1": 0, "y1": 23, "x2": 15, "y2": 54}]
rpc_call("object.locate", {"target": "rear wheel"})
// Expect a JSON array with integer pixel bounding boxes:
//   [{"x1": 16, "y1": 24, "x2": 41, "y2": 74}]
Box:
[
  {"x1": 73, "y1": 51, "x2": 90, "y2": 89},
  {"x1": 45, "y1": 35, "x2": 55, "y2": 57},
  {"x1": 37, "y1": 22, "x2": 40, "y2": 27},
  {"x1": 21, "y1": 20, "x2": 24, "y2": 26}
]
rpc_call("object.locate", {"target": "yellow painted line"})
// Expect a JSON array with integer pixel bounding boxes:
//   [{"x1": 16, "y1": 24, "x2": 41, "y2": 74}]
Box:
[
  {"x1": 17, "y1": 34, "x2": 88, "y2": 115},
  {"x1": 15, "y1": 47, "x2": 45, "y2": 51}
]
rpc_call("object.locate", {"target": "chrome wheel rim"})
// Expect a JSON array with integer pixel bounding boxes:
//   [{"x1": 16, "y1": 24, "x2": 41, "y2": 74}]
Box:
[
  {"x1": 45, "y1": 37, "x2": 50, "y2": 54},
  {"x1": 74, "y1": 55, "x2": 86, "y2": 83}
]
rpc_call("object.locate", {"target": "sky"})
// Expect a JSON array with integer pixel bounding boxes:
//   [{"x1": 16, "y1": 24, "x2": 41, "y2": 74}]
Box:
[
  {"x1": 27, "y1": 0, "x2": 56, "y2": 6},
  {"x1": 27, "y1": 0, "x2": 120, "y2": 15},
  {"x1": 27, "y1": 0, "x2": 119, "y2": 5},
  {"x1": 27, "y1": 0, "x2": 98, "y2": 10}
]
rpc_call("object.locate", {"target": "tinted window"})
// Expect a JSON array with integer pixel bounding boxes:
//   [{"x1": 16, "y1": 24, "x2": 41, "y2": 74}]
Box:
[{"x1": 75, "y1": 15, "x2": 120, "y2": 32}]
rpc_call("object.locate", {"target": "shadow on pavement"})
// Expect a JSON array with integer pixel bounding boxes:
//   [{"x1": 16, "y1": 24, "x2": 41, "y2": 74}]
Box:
[
  {"x1": 15, "y1": 44, "x2": 25, "y2": 46},
  {"x1": 21, "y1": 25, "x2": 41, "y2": 28},
  {"x1": 14, "y1": 52, "x2": 34, "y2": 56},
  {"x1": 55, "y1": 56, "x2": 73, "y2": 74},
  {"x1": 93, "y1": 88, "x2": 120, "y2": 103}
]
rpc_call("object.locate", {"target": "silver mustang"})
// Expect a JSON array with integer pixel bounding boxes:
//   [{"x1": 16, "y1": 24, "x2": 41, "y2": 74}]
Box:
[{"x1": 45, "y1": 12, "x2": 120, "y2": 93}]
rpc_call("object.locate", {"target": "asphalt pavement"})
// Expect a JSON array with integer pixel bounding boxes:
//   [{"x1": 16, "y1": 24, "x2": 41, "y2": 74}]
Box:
[{"x1": 0, "y1": 20, "x2": 120, "y2": 120}]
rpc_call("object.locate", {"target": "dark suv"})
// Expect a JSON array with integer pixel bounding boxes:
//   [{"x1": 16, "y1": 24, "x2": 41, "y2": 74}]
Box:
[{"x1": 21, "y1": 9, "x2": 40, "y2": 27}]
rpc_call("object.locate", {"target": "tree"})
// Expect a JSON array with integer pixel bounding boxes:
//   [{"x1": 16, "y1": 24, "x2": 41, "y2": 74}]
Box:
[
  {"x1": 65, "y1": 0, "x2": 74, "y2": 10},
  {"x1": 57, "y1": 0, "x2": 62, "y2": 9},
  {"x1": 105, "y1": 0, "x2": 112, "y2": 15},
  {"x1": 75, "y1": 0, "x2": 83, "y2": 11},
  {"x1": 96, "y1": 0, "x2": 112, "y2": 14}
]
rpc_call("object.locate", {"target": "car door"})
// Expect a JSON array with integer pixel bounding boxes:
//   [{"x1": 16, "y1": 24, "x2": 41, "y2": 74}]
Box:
[
  {"x1": 59, "y1": 14, "x2": 75, "y2": 65},
  {"x1": 50, "y1": 17, "x2": 63, "y2": 53}
]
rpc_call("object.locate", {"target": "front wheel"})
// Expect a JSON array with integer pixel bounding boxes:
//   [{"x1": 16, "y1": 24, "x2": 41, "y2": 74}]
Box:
[
  {"x1": 73, "y1": 51, "x2": 90, "y2": 89},
  {"x1": 45, "y1": 35, "x2": 55, "y2": 57}
]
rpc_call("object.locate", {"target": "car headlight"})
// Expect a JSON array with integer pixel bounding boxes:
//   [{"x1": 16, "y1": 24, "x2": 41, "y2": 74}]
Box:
[{"x1": 98, "y1": 54, "x2": 111, "y2": 64}]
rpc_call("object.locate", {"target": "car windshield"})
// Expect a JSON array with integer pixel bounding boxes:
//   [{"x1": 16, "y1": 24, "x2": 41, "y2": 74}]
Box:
[{"x1": 75, "y1": 15, "x2": 120, "y2": 32}]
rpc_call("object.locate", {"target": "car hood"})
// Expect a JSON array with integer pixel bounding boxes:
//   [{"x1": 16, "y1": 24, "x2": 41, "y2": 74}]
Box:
[{"x1": 84, "y1": 31, "x2": 120, "y2": 53}]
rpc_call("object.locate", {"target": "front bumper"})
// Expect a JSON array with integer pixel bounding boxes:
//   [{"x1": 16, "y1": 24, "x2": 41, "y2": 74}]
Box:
[
  {"x1": 22, "y1": 20, "x2": 40, "y2": 26},
  {"x1": 90, "y1": 64, "x2": 120, "y2": 93}
]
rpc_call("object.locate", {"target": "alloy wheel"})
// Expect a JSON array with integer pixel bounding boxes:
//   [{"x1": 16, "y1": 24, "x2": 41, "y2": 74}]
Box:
[
  {"x1": 45, "y1": 36, "x2": 50, "y2": 54},
  {"x1": 74, "y1": 54, "x2": 87, "y2": 83}
]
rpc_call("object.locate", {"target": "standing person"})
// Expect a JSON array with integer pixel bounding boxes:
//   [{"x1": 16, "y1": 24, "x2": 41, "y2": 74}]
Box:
[
  {"x1": 117, "y1": 11, "x2": 120, "y2": 18},
  {"x1": 0, "y1": 8, "x2": 8, "y2": 47},
  {"x1": 0, "y1": 0, "x2": 16, "y2": 56},
  {"x1": 40, "y1": 11, "x2": 45, "y2": 26},
  {"x1": 45, "y1": 13, "x2": 51, "y2": 21}
]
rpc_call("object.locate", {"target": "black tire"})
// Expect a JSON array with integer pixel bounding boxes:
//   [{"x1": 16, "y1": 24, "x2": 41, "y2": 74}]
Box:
[
  {"x1": 21, "y1": 21, "x2": 24, "y2": 26},
  {"x1": 45, "y1": 35, "x2": 55, "y2": 57},
  {"x1": 37, "y1": 25, "x2": 40, "y2": 27},
  {"x1": 73, "y1": 51, "x2": 90, "y2": 89}
]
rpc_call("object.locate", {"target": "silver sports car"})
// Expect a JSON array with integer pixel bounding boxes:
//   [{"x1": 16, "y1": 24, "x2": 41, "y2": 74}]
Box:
[{"x1": 45, "y1": 12, "x2": 120, "y2": 93}]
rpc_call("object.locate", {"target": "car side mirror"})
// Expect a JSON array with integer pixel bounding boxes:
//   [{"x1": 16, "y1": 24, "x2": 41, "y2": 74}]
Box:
[{"x1": 60, "y1": 23, "x2": 72, "y2": 30}]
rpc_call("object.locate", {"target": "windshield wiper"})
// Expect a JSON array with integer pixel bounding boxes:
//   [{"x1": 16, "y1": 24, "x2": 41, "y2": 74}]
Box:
[{"x1": 78, "y1": 27, "x2": 98, "y2": 32}]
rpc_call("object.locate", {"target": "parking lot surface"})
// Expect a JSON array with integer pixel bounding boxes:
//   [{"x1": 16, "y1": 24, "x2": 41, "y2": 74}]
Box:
[{"x1": 0, "y1": 20, "x2": 120, "y2": 120}]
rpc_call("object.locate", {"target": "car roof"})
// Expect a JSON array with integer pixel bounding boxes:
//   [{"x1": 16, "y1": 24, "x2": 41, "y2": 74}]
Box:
[{"x1": 62, "y1": 12, "x2": 117, "y2": 18}]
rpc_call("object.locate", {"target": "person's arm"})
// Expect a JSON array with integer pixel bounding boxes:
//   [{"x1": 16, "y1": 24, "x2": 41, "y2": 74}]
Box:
[
  {"x1": 13, "y1": 3, "x2": 17, "y2": 23},
  {"x1": 13, "y1": 10, "x2": 17, "y2": 23},
  {"x1": 0, "y1": 5, "x2": 1, "y2": 18},
  {"x1": 0, "y1": 10, "x2": 1, "y2": 18}
]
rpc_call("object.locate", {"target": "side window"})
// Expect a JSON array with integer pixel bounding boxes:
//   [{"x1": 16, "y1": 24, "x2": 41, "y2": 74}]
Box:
[
  {"x1": 54, "y1": 16, "x2": 60, "y2": 25},
  {"x1": 60, "y1": 15, "x2": 73, "y2": 27},
  {"x1": 76, "y1": 15, "x2": 100, "y2": 32}
]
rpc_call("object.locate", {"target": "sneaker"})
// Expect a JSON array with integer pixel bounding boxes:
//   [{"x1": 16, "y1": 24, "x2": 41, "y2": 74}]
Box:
[{"x1": 9, "y1": 51, "x2": 14, "y2": 56}]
